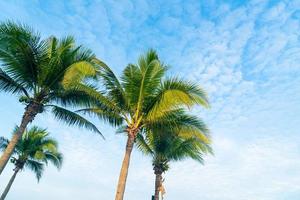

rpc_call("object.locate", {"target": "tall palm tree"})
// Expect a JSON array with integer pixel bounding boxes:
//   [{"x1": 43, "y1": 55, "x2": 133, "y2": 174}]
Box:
[
  {"x1": 79, "y1": 50, "x2": 209, "y2": 200},
  {"x1": 135, "y1": 111, "x2": 212, "y2": 200},
  {"x1": 0, "y1": 21, "x2": 107, "y2": 174},
  {"x1": 0, "y1": 126, "x2": 63, "y2": 200}
]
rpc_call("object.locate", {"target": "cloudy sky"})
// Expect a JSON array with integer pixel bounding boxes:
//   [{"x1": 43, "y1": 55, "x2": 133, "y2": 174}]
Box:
[{"x1": 0, "y1": 0, "x2": 300, "y2": 199}]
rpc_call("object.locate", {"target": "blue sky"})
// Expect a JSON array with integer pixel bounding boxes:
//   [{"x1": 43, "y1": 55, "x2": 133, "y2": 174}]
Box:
[{"x1": 0, "y1": 0, "x2": 300, "y2": 199}]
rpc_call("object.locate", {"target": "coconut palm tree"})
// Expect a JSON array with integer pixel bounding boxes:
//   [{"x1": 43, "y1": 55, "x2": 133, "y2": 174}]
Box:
[
  {"x1": 78, "y1": 49, "x2": 209, "y2": 200},
  {"x1": 0, "y1": 21, "x2": 107, "y2": 174},
  {"x1": 0, "y1": 126, "x2": 63, "y2": 200},
  {"x1": 135, "y1": 111, "x2": 212, "y2": 200}
]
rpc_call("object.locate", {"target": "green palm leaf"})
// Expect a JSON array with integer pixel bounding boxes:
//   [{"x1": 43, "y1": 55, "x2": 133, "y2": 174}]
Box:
[
  {"x1": 0, "y1": 69, "x2": 29, "y2": 96},
  {"x1": 146, "y1": 78, "x2": 209, "y2": 120},
  {"x1": 77, "y1": 107, "x2": 123, "y2": 127},
  {"x1": 50, "y1": 105, "x2": 103, "y2": 137},
  {"x1": 96, "y1": 58, "x2": 128, "y2": 111},
  {"x1": 25, "y1": 159, "x2": 44, "y2": 181}
]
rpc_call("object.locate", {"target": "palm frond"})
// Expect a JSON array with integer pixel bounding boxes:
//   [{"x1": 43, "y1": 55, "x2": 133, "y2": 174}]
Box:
[
  {"x1": 135, "y1": 134, "x2": 154, "y2": 155},
  {"x1": 40, "y1": 138, "x2": 58, "y2": 153},
  {"x1": 121, "y1": 63, "x2": 141, "y2": 110},
  {"x1": 69, "y1": 83, "x2": 118, "y2": 111},
  {"x1": 62, "y1": 60, "x2": 99, "y2": 88},
  {"x1": 49, "y1": 85, "x2": 98, "y2": 108},
  {"x1": 0, "y1": 68, "x2": 29, "y2": 96},
  {"x1": 0, "y1": 21, "x2": 47, "y2": 91},
  {"x1": 168, "y1": 138, "x2": 205, "y2": 163},
  {"x1": 122, "y1": 50, "x2": 167, "y2": 119},
  {"x1": 95, "y1": 58, "x2": 128, "y2": 111},
  {"x1": 25, "y1": 159, "x2": 44, "y2": 181},
  {"x1": 44, "y1": 152, "x2": 63, "y2": 169},
  {"x1": 50, "y1": 105, "x2": 103, "y2": 138},
  {"x1": 146, "y1": 78, "x2": 209, "y2": 120},
  {"x1": 76, "y1": 107, "x2": 123, "y2": 127},
  {"x1": 39, "y1": 36, "x2": 96, "y2": 90}
]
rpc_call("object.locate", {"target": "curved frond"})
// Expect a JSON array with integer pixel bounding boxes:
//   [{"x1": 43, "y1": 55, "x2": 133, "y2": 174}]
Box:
[
  {"x1": 39, "y1": 36, "x2": 97, "y2": 90},
  {"x1": 44, "y1": 152, "x2": 63, "y2": 169},
  {"x1": 25, "y1": 159, "x2": 44, "y2": 181},
  {"x1": 49, "y1": 88, "x2": 95, "y2": 107},
  {"x1": 135, "y1": 134, "x2": 154, "y2": 155},
  {"x1": 121, "y1": 49, "x2": 167, "y2": 118},
  {"x1": 121, "y1": 63, "x2": 141, "y2": 110},
  {"x1": 0, "y1": 21, "x2": 47, "y2": 91},
  {"x1": 77, "y1": 107, "x2": 123, "y2": 127},
  {"x1": 62, "y1": 60, "x2": 99, "y2": 88},
  {"x1": 146, "y1": 78, "x2": 209, "y2": 120},
  {"x1": 50, "y1": 105, "x2": 103, "y2": 137},
  {"x1": 0, "y1": 69, "x2": 29, "y2": 96},
  {"x1": 39, "y1": 138, "x2": 58, "y2": 153},
  {"x1": 69, "y1": 83, "x2": 118, "y2": 111},
  {"x1": 167, "y1": 138, "x2": 204, "y2": 163},
  {"x1": 95, "y1": 58, "x2": 128, "y2": 111},
  {"x1": 145, "y1": 109, "x2": 208, "y2": 133}
]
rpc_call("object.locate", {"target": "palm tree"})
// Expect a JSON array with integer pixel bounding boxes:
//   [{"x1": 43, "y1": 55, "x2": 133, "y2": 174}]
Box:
[
  {"x1": 78, "y1": 49, "x2": 209, "y2": 200},
  {"x1": 0, "y1": 126, "x2": 63, "y2": 200},
  {"x1": 0, "y1": 21, "x2": 107, "y2": 174},
  {"x1": 135, "y1": 111, "x2": 212, "y2": 200}
]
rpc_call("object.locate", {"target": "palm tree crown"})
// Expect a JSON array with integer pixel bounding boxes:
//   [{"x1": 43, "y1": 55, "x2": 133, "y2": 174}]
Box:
[
  {"x1": 136, "y1": 111, "x2": 212, "y2": 200},
  {"x1": 0, "y1": 126, "x2": 63, "y2": 180},
  {"x1": 136, "y1": 111, "x2": 212, "y2": 173},
  {"x1": 0, "y1": 21, "x2": 106, "y2": 174},
  {"x1": 0, "y1": 21, "x2": 103, "y2": 133},
  {"x1": 0, "y1": 126, "x2": 62, "y2": 200}
]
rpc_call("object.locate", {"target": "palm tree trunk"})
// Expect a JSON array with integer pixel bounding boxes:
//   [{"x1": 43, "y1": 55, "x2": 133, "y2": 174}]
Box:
[
  {"x1": 154, "y1": 168, "x2": 163, "y2": 200},
  {"x1": 0, "y1": 102, "x2": 40, "y2": 175},
  {"x1": 115, "y1": 133, "x2": 135, "y2": 200},
  {"x1": 0, "y1": 168, "x2": 19, "y2": 200}
]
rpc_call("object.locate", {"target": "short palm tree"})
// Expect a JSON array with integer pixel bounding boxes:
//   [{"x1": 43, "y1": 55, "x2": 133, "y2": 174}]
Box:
[
  {"x1": 0, "y1": 126, "x2": 63, "y2": 200},
  {"x1": 136, "y1": 111, "x2": 212, "y2": 200},
  {"x1": 79, "y1": 50, "x2": 209, "y2": 200},
  {"x1": 0, "y1": 21, "x2": 106, "y2": 174}
]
